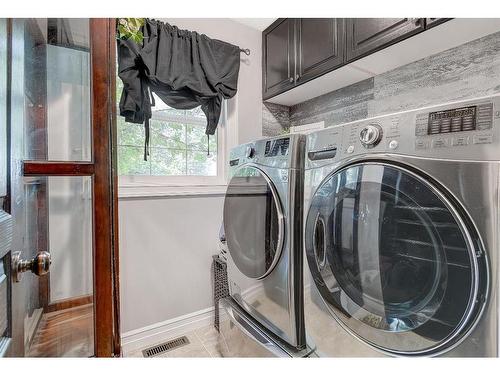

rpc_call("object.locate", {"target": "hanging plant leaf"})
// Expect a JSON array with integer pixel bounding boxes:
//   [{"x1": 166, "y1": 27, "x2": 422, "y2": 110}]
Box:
[{"x1": 117, "y1": 18, "x2": 145, "y2": 44}]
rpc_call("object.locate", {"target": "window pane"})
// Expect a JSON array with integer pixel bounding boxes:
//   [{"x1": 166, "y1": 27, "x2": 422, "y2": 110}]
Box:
[
  {"x1": 187, "y1": 150, "x2": 217, "y2": 176},
  {"x1": 187, "y1": 124, "x2": 217, "y2": 152},
  {"x1": 150, "y1": 120, "x2": 186, "y2": 149},
  {"x1": 151, "y1": 148, "x2": 186, "y2": 176},
  {"x1": 116, "y1": 76, "x2": 222, "y2": 177},
  {"x1": 118, "y1": 146, "x2": 150, "y2": 175},
  {"x1": 117, "y1": 118, "x2": 144, "y2": 146}
]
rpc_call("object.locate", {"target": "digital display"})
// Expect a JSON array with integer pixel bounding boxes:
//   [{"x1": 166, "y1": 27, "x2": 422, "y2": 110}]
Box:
[
  {"x1": 265, "y1": 137, "x2": 290, "y2": 157},
  {"x1": 428, "y1": 106, "x2": 477, "y2": 135}
]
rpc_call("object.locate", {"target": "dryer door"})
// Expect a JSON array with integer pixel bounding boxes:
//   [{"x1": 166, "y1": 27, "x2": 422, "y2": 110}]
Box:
[
  {"x1": 305, "y1": 162, "x2": 487, "y2": 355},
  {"x1": 224, "y1": 166, "x2": 285, "y2": 279}
]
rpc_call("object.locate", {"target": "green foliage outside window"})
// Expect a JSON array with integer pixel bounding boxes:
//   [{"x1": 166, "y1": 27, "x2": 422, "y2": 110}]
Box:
[{"x1": 116, "y1": 74, "x2": 218, "y2": 177}]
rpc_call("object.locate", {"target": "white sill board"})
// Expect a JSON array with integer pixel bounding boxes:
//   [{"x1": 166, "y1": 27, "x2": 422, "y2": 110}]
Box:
[{"x1": 118, "y1": 184, "x2": 228, "y2": 199}]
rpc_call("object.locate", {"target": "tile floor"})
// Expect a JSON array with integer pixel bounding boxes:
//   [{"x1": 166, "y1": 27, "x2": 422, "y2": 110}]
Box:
[
  {"x1": 125, "y1": 324, "x2": 232, "y2": 358},
  {"x1": 124, "y1": 315, "x2": 276, "y2": 358}
]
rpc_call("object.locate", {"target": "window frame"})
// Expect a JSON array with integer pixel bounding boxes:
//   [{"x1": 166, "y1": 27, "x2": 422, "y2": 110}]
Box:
[{"x1": 118, "y1": 102, "x2": 229, "y2": 198}]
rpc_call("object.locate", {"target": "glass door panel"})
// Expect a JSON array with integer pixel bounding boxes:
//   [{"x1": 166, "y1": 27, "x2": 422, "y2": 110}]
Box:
[
  {"x1": 24, "y1": 176, "x2": 94, "y2": 357},
  {"x1": 24, "y1": 19, "x2": 91, "y2": 162}
]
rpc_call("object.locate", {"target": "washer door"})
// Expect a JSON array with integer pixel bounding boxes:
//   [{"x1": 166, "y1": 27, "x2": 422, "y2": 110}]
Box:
[
  {"x1": 224, "y1": 166, "x2": 285, "y2": 279},
  {"x1": 305, "y1": 162, "x2": 487, "y2": 355}
]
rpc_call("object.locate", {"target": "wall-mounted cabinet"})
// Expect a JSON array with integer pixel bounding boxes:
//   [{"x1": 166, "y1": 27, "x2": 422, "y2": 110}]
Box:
[
  {"x1": 345, "y1": 18, "x2": 424, "y2": 61},
  {"x1": 263, "y1": 18, "x2": 345, "y2": 100},
  {"x1": 297, "y1": 19, "x2": 345, "y2": 84},
  {"x1": 262, "y1": 18, "x2": 455, "y2": 101},
  {"x1": 262, "y1": 19, "x2": 295, "y2": 99}
]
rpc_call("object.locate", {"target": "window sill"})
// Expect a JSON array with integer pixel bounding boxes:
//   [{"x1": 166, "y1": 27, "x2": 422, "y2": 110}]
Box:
[{"x1": 118, "y1": 184, "x2": 228, "y2": 199}]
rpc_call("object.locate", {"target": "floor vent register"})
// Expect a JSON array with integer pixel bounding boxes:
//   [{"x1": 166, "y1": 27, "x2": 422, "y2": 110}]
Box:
[{"x1": 142, "y1": 336, "x2": 190, "y2": 357}]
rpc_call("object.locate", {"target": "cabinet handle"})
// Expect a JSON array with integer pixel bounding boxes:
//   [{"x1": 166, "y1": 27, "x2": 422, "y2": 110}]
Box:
[{"x1": 411, "y1": 18, "x2": 422, "y2": 27}]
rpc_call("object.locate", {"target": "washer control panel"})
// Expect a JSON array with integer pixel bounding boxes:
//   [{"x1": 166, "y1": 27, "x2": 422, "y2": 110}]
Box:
[
  {"x1": 306, "y1": 95, "x2": 500, "y2": 166},
  {"x1": 359, "y1": 123, "x2": 383, "y2": 148}
]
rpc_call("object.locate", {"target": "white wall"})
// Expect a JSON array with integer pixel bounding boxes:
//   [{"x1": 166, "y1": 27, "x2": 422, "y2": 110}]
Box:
[{"x1": 119, "y1": 19, "x2": 262, "y2": 334}]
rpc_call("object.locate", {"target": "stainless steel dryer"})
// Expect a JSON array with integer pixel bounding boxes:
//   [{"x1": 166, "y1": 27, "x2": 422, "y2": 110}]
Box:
[
  {"x1": 303, "y1": 95, "x2": 499, "y2": 357},
  {"x1": 223, "y1": 134, "x2": 307, "y2": 353}
]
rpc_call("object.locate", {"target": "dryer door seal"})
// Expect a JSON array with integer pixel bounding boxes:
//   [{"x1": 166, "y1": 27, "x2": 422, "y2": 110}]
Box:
[
  {"x1": 305, "y1": 162, "x2": 487, "y2": 356},
  {"x1": 224, "y1": 166, "x2": 285, "y2": 279}
]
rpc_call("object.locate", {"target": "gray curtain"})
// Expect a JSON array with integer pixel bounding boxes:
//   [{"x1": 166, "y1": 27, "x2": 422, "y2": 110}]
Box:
[{"x1": 118, "y1": 19, "x2": 241, "y2": 159}]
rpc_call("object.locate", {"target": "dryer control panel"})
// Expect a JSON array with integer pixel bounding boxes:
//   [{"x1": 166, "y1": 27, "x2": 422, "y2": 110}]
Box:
[
  {"x1": 229, "y1": 134, "x2": 305, "y2": 171},
  {"x1": 306, "y1": 94, "x2": 500, "y2": 167}
]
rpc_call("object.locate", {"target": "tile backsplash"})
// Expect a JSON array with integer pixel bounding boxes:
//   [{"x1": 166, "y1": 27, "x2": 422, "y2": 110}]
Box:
[{"x1": 262, "y1": 31, "x2": 500, "y2": 136}]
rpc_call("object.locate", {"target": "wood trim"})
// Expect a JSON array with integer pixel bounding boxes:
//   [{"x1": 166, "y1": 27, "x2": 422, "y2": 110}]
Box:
[
  {"x1": 45, "y1": 295, "x2": 93, "y2": 313},
  {"x1": 109, "y1": 18, "x2": 121, "y2": 358},
  {"x1": 90, "y1": 18, "x2": 117, "y2": 357},
  {"x1": 23, "y1": 161, "x2": 94, "y2": 176}
]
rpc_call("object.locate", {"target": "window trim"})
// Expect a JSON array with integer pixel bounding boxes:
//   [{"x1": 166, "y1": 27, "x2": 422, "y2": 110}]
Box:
[{"x1": 118, "y1": 100, "x2": 234, "y2": 198}]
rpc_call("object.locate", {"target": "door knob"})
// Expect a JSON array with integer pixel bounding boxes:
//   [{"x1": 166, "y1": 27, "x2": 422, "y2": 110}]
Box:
[{"x1": 12, "y1": 251, "x2": 51, "y2": 282}]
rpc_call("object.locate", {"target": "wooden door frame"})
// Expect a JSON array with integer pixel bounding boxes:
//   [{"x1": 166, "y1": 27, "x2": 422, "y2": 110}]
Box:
[{"x1": 23, "y1": 19, "x2": 120, "y2": 357}]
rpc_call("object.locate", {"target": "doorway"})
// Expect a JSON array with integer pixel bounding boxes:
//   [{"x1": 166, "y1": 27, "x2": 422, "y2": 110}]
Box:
[{"x1": 0, "y1": 18, "x2": 120, "y2": 357}]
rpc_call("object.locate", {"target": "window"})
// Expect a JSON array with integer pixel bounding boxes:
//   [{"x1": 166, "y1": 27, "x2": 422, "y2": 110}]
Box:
[
  {"x1": 116, "y1": 78, "x2": 228, "y2": 197},
  {"x1": 117, "y1": 100, "x2": 219, "y2": 177}
]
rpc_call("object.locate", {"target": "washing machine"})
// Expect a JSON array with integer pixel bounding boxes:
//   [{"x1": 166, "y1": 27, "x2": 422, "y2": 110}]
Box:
[
  {"x1": 303, "y1": 95, "x2": 499, "y2": 357},
  {"x1": 223, "y1": 134, "x2": 308, "y2": 354}
]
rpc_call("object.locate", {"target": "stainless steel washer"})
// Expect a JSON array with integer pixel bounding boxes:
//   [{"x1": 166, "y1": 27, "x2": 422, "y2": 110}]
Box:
[
  {"x1": 303, "y1": 95, "x2": 499, "y2": 357},
  {"x1": 223, "y1": 134, "x2": 306, "y2": 351}
]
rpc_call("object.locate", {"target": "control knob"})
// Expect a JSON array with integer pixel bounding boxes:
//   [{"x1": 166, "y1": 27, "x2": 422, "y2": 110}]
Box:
[
  {"x1": 245, "y1": 145, "x2": 255, "y2": 158},
  {"x1": 360, "y1": 124, "x2": 383, "y2": 148}
]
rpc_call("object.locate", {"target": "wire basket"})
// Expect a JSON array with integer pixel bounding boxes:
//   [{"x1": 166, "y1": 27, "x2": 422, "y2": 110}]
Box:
[{"x1": 212, "y1": 255, "x2": 229, "y2": 332}]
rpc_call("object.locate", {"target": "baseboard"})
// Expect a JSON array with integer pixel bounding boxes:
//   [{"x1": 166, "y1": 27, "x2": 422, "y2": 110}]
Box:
[{"x1": 121, "y1": 305, "x2": 228, "y2": 355}]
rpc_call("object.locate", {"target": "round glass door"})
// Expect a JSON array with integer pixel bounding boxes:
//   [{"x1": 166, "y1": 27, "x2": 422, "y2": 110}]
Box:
[
  {"x1": 305, "y1": 162, "x2": 487, "y2": 355},
  {"x1": 224, "y1": 166, "x2": 284, "y2": 279}
]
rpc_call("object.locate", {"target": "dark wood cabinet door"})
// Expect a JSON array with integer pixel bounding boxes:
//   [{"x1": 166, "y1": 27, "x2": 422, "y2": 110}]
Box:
[
  {"x1": 297, "y1": 18, "x2": 345, "y2": 84},
  {"x1": 345, "y1": 18, "x2": 424, "y2": 61},
  {"x1": 263, "y1": 18, "x2": 295, "y2": 99}
]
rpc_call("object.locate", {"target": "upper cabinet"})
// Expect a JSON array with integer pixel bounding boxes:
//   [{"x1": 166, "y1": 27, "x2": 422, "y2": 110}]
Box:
[
  {"x1": 262, "y1": 19, "x2": 295, "y2": 99},
  {"x1": 345, "y1": 18, "x2": 424, "y2": 61},
  {"x1": 297, "y1": 19, "x2": 345, "y2": 84},
  {"x1": 263, "y1": 18, "x2": 456, "y2": 101},
  {"x1": 263, "y1": 18, "x2": 345, "y2": 100}
]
